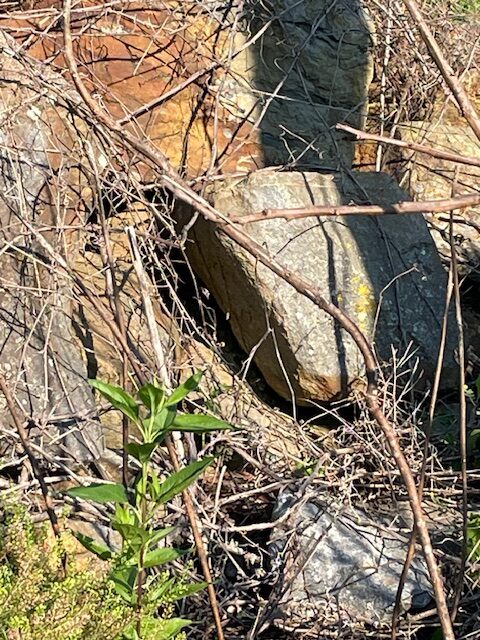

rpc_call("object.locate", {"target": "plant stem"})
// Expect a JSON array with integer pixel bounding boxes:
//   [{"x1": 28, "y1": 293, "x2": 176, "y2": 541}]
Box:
[{"x1": 135, "y1": 462, "x2": 149, "y2": 638}]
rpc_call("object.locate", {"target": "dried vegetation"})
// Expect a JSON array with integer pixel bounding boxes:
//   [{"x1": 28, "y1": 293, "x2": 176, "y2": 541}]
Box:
[{"x1": 0, "y1": 1, "x2": 478, "y2": 639}]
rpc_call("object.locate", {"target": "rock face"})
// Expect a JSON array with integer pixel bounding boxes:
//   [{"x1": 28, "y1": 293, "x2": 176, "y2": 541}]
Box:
[
  {"x1": 2, "y1": 0, "x2": 374, "y2": 174},
  {"x1": 241, "y1": 0, "x2": 374, "y2": 168},
  {"x1": 269, "y1": 493, "x2": 432, "y2": 625},
  {"x1": 0, "y1": 32, "x2": 103, "y2": 462},
  {"x1": 72, "y1": 208, "x2": 178, "y2": 450},
  {"x1": 227, "y1": 0, "x2": 374, "y2": 170},
  {"x1": 179, "y1": 171, "x2": 456, "y2": 403},
  {"x1": 399, "y1": 120, "x2": 480, "y2": 268},
  {"x1": 0, "y1": 7, "x2": 455, "y2": 406}
]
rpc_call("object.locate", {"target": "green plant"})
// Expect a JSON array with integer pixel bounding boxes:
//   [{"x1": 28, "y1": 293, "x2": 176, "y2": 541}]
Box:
[
  {"x1": 465, "y1": 375, "x2": 480, "y2": 467},
  {"x1": 0, "y1": 503, "x2": 132, "y2": 640},
  {"x1": 467, "y1": 512, "x2": 480, "y2": 568},
  {"x1": 452, "y1": 0, "x2": 480, "y2": 14},
  {"x1": 66, "y1": 373, "x2": 231, "y2": 640},
  {"x1": 427, "y1": 0, "x2": 480, "y2": 16}
]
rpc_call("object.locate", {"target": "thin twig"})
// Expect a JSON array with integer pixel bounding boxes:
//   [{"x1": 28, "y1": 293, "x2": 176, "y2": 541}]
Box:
[
  {"x1": 402, "y1": 0, "x2": 480, "y2": 143},
  {"x1": 232, "y1": 193, "x2": 480, "y2": 224},
  {"x1": 450, "y1": 168, "x2": 468, "y2": 621},
  {"x1": 126, "y1": 226, "x2": 170, "y2": 387},
  {"x1": 337, "y1": 122, "x2": 480, "y2": 169},
  {"x1": 391, "y1": 203, "x2": 455, "y2": 640},
  {"x1": 91, "y1": 152, "x2": 131, "y2": 488}
]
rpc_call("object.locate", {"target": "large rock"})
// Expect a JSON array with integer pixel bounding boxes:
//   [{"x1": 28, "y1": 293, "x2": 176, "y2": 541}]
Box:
[
  {"x1": 240, "y1": 0, "x2": 374, "y2": 168},
  {"x1": 269, "y1": 492, "x2": 432, "y2": 626},
  {"x1": 2, "y1": 0, "x2": 374, "y2": 174},
  {"x1": 178, "y1": 170, "x2": 456, "y2": 403},
  {"x1": 399, "y1": 119, "x2": 480, "y2": 268},
  {"x1": 0, "y1": 32, "x2": 103, "y2": 462},
  {"x1": 398, "y1": 114, "x2": 480, "y2": 367}
]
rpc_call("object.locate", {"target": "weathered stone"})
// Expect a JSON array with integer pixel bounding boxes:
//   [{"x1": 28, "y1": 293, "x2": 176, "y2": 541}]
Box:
[
  {"x1": 269, "y1": 492, "x2": 432, "y2": 626},
  {"x1": 181, "y1": 339, "x2": 323, "y2": 471},
  {"x1": 399, "y1": 120, "x2": 480, "y2": 269},
  {"x1": 240, "y1": 0, "x2": 375, "y2": 168},
  {"x1": 178, "y1": 170, "x2": 456, "y2": 403},
  {"x1": 2, "y1": 0, "x2": 374, "y2": 174},
  {"x1": 0, "y1": 31, "x2": 103, "y2": 463},
  {"x1": 72, "y1": 208, "x2": 178, "y2": 450}
]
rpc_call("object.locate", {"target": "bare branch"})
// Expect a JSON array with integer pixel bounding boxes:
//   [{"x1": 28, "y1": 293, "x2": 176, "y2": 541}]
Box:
[
  {"x1": 233, "y1": 193, "x2": 480, "y2": 225},
  {"x1": 337, "y1": 122, "x2": 480, "y2": 169},
  {"x1": 402, "y1": 0, "x2": 480, "y2": 143}
]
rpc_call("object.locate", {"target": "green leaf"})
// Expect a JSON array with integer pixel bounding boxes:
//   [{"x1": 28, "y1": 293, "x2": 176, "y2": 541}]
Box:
[
  {"x1": 150, "y1": 406, "x2": 177, "y2": 440},
  {"x1": 142, "y1": 618, "x2": 191, "y2": 640},
  {"x1": 114, "y1": 503, "x2": 137, "y2": 526},
  {"x1": 165, "y1": 372, "x2": 203, "y2": 406},
  {"x1": 469, "y1": 429, "x2": 480, "y2": 449},
  {"x1": 89, "y1": 379, "x2": 139, "y2": 424},
  {"x1": 138, "y1": 383, "x2": 165, "y2": 416},
  {"x1": 121, "y1": 625, "x2": 139, "y2": 640},
  {"x1": 142, "y1": 546, "x2": 186, "y2": 569},
  {"x1": 147, "y1": 576, "x2": 175, "y2": 603},
  {"x1": 150, "y1": 469, "x2": 161, "y2": 501},
  {"x1": 112, "y1": 522, "x2": 151, "y2": 548},
  {"x1": 148, "y1": 526, "x2": 175, "y2": 546},
  {"x1": 170, "y1": 413, "x2": 231, "y2": 433},
  {"x1": 72, "y1": 531, "x2": 113, "y2": 560},
  {"x1": 156, "y1": 457, "x2": 214, "y2": 504},
  {"x1": 169, "y1": 581, "x2": 208, "y2": 602},
  {"x1": 126, "y1": 441, "x2": 157, "y2": 464},
  {"x1": 66, "y1": 482, "x2": 129, "y2": 504},
  {"x1": 110, "y1": 565, "x2": 137, "y2": 604}
]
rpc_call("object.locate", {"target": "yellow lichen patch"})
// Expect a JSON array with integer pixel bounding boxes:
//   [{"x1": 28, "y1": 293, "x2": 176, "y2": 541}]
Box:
[{"x1": 354, "y1": 281, "x2": 377, "y2": 333}]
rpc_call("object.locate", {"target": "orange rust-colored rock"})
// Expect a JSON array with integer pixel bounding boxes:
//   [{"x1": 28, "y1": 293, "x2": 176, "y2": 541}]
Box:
[
  {"x1": 2, "y1": 1, "x2": 374, "y2": 178},
  {"x1": 2, "y1": 1, "x2": 265, "y2": 176}
]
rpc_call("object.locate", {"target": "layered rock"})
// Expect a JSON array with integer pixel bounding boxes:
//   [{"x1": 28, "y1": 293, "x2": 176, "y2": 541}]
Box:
[
  {"x1": 0, "y1": 31, "x2": 103, "y2": 462},
  {"x1": 178, "y1": 170, "x2": 456, "y2": 403},
  {"x1": 2, "y1": 0, "x2": 374, "y2": 174}
]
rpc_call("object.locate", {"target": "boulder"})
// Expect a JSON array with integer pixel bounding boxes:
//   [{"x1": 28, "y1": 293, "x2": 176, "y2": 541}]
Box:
[
  {"x1": 0, "y1": 31, "x2": 104, "y2": 463},
  {"x1": 178, "y1": 170, "x2": 456, "y2": 403},
  {"x1": 398, "y1": 115, "x2": 480, "y2": 367},
  {"x1": 269, "y1": 492, "x2": 432, "y2": 626},
  {"x1": 241, "y1": 0, "x2": 374, "y2": 168},
  {"x1": 2, "y1": 0, "x2": 374, "y2": 174},
  {"x1": 399, "y1": 120, "x2": 480, "y2": 263}
]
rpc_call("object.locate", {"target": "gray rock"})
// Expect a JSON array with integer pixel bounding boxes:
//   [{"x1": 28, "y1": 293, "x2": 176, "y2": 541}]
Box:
[
  {"x1": 0, "y1": 34, "x2": 103, "y2": 463},
  {"x1": 269, "y1": 492, "x2": 432, "y2": 625},
  {"x1": 242, "y1": 0, "x2": 375, "y2": 168},
  {"x1": 179, "y1": 170, "x2": 456, "y2": 403},
  {"x1": 400, "y1": 120, "x2": 480, "y2": 269}
]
